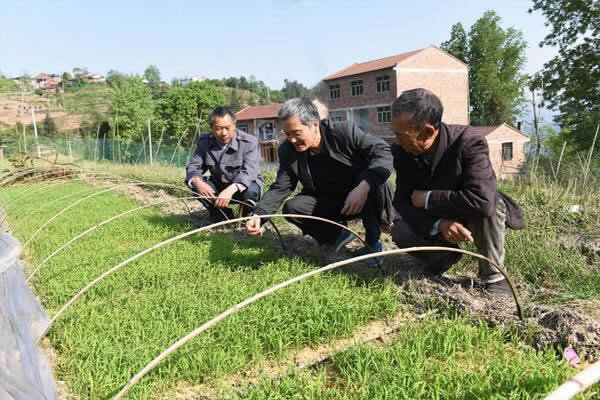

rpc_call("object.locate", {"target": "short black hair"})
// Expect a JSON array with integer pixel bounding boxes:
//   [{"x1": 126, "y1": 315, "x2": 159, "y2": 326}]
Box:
[
  {"x1": 391, "y1": 88, "x2": 443, "y2": 129},
  {"x1": 209, "y1": 106, "x2": 236, "y2": 126}
]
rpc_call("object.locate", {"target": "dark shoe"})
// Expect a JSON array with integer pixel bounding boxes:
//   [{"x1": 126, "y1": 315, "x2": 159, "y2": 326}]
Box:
[
  {"x1": 332, "y1": 229, "x2": 355, "y2": 252},
  {"x1": 355, "y1": 241, "x2": 384, "y2": 266},
  {"x1": 485, "y1": 279, "x2": 512, "y2": 298},
  {"x1": 423, "y1": 251, "x2": 463, "y2": 277},
  {"x1": 209, "y1": 208, "x2": 235, "y2": 223}
]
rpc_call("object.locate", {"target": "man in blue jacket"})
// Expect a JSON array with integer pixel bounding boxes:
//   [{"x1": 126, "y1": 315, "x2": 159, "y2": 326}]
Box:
[{"x1": 186, "y1": 106, "x2": 263, "y2": 222}]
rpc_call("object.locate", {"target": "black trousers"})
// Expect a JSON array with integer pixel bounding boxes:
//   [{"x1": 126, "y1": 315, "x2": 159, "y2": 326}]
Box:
[
  {"x1": 194, "y1": 178, "x2": 261, "y2": 221},
  {"x1": 282, "y1": 182, "x2": 391, "y2": 246}
]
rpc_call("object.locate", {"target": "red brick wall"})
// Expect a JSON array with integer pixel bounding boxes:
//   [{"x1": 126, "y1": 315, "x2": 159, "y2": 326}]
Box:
[
  {"x1": 320, "y1": 46, "x2": 469, "y2": 138},
  {"x1": 322, "y1": 68, "x2": 398, "y2": 110},
  {"x1": 396, "y1": 47, "x2": 469, "y2": 125}
]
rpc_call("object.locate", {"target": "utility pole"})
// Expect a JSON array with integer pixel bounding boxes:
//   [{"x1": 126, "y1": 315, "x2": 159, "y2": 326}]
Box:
[
  {"x1": 531, "y1": 86, "x2": 540, "y2": 160},
  {"x1": 147, "y1": 119, "x2": 153, "y2": 165},
  {"x1": 30, "y1": 106, "x2": 41, "y2": 157}
]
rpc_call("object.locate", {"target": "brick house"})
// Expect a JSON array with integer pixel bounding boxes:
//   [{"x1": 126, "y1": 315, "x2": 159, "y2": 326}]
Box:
[
  {"x1": 32, "y1": 73, "x2": 62, "y2": 90},
  {"x1": 319, "y1": 45, "x2": 469, "y2": 139},
  {"x1": 469, "y1": 124, "x2": 530, "y2": 179},
  {"x1": 236, "y1": 100, "x2": 328, "y2": 162},
  {"x1": 236, "y1": 104, "x2": 282, "y2": 162}
]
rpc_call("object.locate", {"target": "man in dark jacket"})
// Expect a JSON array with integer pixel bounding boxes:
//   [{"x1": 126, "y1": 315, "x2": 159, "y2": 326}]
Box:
[
  {"x1": 390, "y1": 88, "x2": 524, "y2": 296},
  {"x1": 246, "y1": 97, "x2": 394, "y2": 263},
  {"x1": 186, "y1": 106, "x2": 263, "y2": 222}
]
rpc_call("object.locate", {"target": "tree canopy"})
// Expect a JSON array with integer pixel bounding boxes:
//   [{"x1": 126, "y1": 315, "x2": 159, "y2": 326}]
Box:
[{"x1": 441, "y1": 11, "x2": 527, "y2": 125}]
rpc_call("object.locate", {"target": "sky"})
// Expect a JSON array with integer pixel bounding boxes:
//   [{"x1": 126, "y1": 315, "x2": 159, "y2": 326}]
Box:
[{"x1": 0, "y1": 0, "x2": 557, "y2": 89}]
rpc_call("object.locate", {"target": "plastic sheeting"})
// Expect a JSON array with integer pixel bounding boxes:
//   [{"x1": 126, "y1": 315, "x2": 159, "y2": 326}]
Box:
[{"x1": 0, "y1": 232, "x2": 56, "y2": 400}]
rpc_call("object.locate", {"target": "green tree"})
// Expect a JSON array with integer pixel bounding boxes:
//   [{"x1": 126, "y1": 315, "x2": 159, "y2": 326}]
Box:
[
  {"x1": 0, "y1": 76, "x2": 18, "y2": 92},
  {"x1": 529, "y1": 0, "x2": 599, "y2": 152},
  {"x1": 156, "y1": 81, "x2": 225, "y2": 141},
  {"x1": 441, "y1": 23, "x2": 468, "y2": 62},
  {"x1": 281, "y1": 79, "x2": 310, "y2": 100},
  {"x1": 42, "y1": 113, "x2": 57, "y2": 137},
  {"x1": 441, "y1": 11, "x2": 527, "y2": 125},
  {"x1": 143, "y1": 65, "x2": 161, "y2": 86},
  {"x1": 106, "y1": 70, "x2": 127, "y2": 87},
  {"x1": 110, "y1": 77, "x2": 154, "y2": 141}
]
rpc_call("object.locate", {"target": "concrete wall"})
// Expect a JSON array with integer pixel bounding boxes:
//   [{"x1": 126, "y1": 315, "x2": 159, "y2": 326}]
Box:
[{"x1": 484, "y1": 125, "x2": 529, "y2": 179}]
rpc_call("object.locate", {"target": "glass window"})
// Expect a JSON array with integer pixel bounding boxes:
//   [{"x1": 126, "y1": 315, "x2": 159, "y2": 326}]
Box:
[
  {"x1": 502, "y1": 142, "x2": 513, "y2": 161},
  {"x1": 376, "y1": 75, "x2": 390, "y2": 92},
  {"x1": 376, "y1": 106, "x2": 391, "y2": 124},
  {"x1": 351, "y1": 80, "x2": 363, "y2": 97},
  {"x1": 329, "y1": 84, "x2": 340, "y2": 99}
]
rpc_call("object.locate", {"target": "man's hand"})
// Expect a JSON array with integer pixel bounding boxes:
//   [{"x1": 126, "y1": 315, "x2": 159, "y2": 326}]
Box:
[
  {"x1": 246, "y1": 215, "x2": 263, "y2": 236},
  {"x1": 341, "y1": 180, "x2": 370, "y2": 216},
  {"x1": 411, "y1": 190, "x2": 427, "y2": 208},
  {"x1": 191, "y1": 177, "x2": 216, "y2": 199},
  {"x1": 438, "y1": 219, "x2": 474, "y2": 244},
  {"x1": 214, "y1": 184, "x2": 238, "y2": 208}
]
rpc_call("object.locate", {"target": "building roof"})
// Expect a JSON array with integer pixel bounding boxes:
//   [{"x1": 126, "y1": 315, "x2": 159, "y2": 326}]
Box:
[
  {"x1": 323, "y1": 45, "x2": 468, "y2": 81},
  {"x1": 469, "y1": 125, "x2": 500, "y2": 136},
  {"x1": 324, "y1": 49, "x2": 422, "y2": 81},
  {"x1": 236, "y1": 104, "x2": 282, "y2": 121},
  {"x1": 469, "y1": 123, "x2": 530, "y2": 140},
  {"x1": 34, "y1": 73, "x2": 50, "y2": 80}
]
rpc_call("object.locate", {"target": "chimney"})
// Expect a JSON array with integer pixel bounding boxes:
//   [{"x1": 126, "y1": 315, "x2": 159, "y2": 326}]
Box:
[{"x1": 517, "y1": 121, "x2": 522, "y2": 131}]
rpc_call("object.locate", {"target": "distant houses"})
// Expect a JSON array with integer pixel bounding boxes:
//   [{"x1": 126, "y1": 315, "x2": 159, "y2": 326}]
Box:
[{"x1": 10, "y1": 71, "x2": 106, "y2": 91}]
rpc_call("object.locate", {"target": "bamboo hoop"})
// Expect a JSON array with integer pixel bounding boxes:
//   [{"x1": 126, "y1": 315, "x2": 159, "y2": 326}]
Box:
[
  {"x1": 112, "y1": 243, "x2": 523, "y2": 399},
  {"x1": 21, "y1": 181, "x2": 213, "y2": 250},
  {"x1": 26, "y1": 195, "x2": 279, "y2": 281},
  {"x1": 543, "y1": 361, "x2": 600, "y2": 400},
  {"x1": 36, "y1": 214, "x2": 369, "y2": 343}
]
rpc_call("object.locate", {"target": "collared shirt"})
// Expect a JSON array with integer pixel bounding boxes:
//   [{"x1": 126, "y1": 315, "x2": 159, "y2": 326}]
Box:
[{"x1": 185, "y1": 129, "x2": 264, "y2": 191}]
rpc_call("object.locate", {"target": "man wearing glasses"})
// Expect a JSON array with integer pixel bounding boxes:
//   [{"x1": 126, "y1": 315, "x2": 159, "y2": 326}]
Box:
[
  {"x1": 390, "y1": 88, "x2": 524, "y2": 296},
  {"x1": 246, "y1": 97, "x2": 394, "y2": 264},
  {"x1": 186, "y1": 106, "x2": 263, "y2": 222}
]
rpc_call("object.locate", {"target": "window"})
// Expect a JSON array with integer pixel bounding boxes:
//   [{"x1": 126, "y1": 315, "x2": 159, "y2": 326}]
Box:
[
  {"x1": 376, "y1": 75, "x2": 390, "y2": 92},
  {"x1": 237, "y1": 123, "x2": 249, "y2": 133},
  {"x1": 376, "y1": 106, "x2": 391, "y2": 124},
  {"x1": 351, "y1": 80, "x2": 363, "y2": 97},
  {"x1": 329, "y1": 84, "x2": 340, "y2": 99},
  {"x1": 259, "y1": 121, "x2": 275, "y2": 141},
  {"x1": 502, "y1": 142, "x2": 513, "y2": 161},
  {"x1": 329, "y1": 111, "x2": 344, "y2": 123}
]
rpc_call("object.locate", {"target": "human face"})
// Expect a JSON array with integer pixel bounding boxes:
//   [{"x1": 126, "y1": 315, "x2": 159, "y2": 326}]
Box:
[
  {"x1": 211, "y1": 115, "x2": 236, "y2": 144},
  {"x1": 280, "y1": 115, "x2": 320, "y2": 152},
  {"x1": 391, "y1": 112, "x2": 438, "y2": 156}
]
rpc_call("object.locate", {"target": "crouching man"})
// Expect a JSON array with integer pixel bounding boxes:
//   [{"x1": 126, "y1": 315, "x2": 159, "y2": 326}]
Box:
[
  {"x1": 185, "y1": 106, "x2": 263, "y2": 222},
  {"x1": 246, "y1": 97, "x2": 394, "y2": 265},
  {"x1": 390, "y1": 89, "x2": 524, "y2": 296}
]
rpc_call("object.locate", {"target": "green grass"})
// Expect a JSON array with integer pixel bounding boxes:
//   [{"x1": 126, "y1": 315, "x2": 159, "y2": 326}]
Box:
[
  {"x1": 1, "y1": 181, "x2": 398, "y2": 398},
  {"x1": 1, "y1": 161, "x2": 598, "y2": 399},
  {"x1": 242, "y1": 317, "x2": 597, "y2": 400},
  {"x1": 499, "y1": 180, "x2": 600, "y2": 302}
]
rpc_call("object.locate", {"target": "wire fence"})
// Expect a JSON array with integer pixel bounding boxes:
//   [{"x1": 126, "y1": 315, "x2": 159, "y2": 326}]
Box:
[{"x1": 3, "y1": 135, "x2": 196, "y2": 168}]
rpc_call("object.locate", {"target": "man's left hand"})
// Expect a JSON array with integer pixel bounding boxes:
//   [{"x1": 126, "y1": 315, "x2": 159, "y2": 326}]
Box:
[
  {"x1": 214, "y1": 184, "x2": 238, "y2": 208},
  {"x1": 341, "y1": 180, "x2": 370, "y2": 216},
  {"x1": 411, "y1": 190, "x2": 427, "y2": 208}
]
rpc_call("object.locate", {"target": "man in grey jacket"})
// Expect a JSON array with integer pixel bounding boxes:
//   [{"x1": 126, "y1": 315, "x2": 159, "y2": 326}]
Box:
[
  {"x1": 246, "y1": 97, "x2": 394, "y2": 264},
  {"x1": 186, "y1": 106, "x2": 263, "y2": 222}
]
